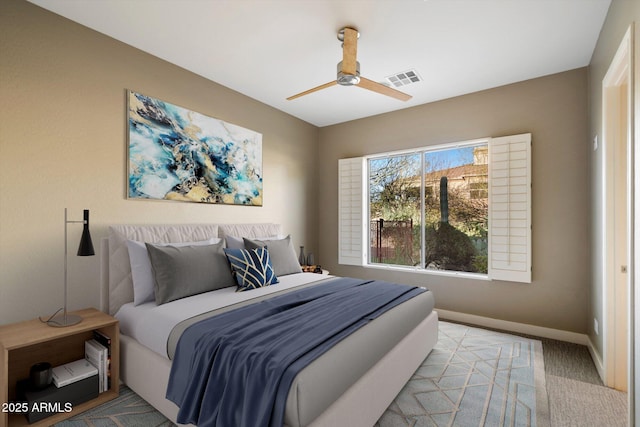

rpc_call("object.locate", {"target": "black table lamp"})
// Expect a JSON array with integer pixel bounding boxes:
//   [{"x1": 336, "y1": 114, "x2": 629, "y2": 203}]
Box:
[{"x1": 44, "y1": 208, "x2": 95, "y2": 327}]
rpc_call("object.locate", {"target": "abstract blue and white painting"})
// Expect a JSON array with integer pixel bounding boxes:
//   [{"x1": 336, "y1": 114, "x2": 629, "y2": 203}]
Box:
[{"x1": 127, "y1": 91, "x2": 263, "y2": 206}]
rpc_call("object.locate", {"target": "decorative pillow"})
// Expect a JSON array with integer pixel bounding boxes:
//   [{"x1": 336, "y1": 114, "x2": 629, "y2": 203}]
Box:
[
  {"x1": 243, "y1": 235, "x2": 303, "y2": 276},
  {"x1": 127, "y1": 238, "x2": 220, "y2": 305},
  {"x1": 146, "y1": 241, "x2": 236, "y2": 305},
  {"x1": 224, "y1": 235, "x2": 281, "y2": 250},
  {"x1": 223, "y1": 247, "x2": 279, "y2": 292}
]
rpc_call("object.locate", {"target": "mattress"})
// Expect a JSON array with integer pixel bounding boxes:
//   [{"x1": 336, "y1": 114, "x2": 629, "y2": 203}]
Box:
[
  {"x1": 116, "y1": 273, "x2": 435, "y2": 427},
  {"x1": 115, "y1": 273, "x2": 328, "y2": 358}
]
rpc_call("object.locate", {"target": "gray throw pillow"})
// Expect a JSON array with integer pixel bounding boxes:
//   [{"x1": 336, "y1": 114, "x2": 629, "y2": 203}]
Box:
[
  {"x1": 244, "y1": 235, "x2": 303, "y2": 276},
  {"x1": 146, "y1": 241, "x2": 236, "y2": 305}
]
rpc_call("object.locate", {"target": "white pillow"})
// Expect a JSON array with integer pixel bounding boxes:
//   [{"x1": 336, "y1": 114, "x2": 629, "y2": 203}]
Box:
[{"x1": 127, "y1": 238, "x2": 220, "y2": 305}]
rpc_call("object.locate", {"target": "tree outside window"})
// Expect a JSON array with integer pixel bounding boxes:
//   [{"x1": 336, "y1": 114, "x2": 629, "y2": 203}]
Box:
[{"x1": 368, "y1": 144, "x2": 488, "y2": 274}]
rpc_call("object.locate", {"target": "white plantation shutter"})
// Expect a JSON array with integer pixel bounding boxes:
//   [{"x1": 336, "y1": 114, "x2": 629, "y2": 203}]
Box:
[
  {"x1": 338, "y1": 158, "x2": 366, "y2": 265},
  {"x1": 488, "y1": 133, "x2": 532, "y2": 283}
]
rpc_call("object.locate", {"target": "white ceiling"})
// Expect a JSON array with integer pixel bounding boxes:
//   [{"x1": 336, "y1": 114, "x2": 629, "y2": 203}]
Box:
[{"x1": 28, "y1": 0, "x2": 611, "y2": 127}]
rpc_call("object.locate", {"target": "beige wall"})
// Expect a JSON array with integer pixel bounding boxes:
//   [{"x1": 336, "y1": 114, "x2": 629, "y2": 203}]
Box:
[
  {"x1": 0, "y1": 0, "x2": 614, "y2": 343},
  {"x1": 318, "y1": 69, "x2": 590, "y2": 333},
  {"x1": 0, "y1": 0, "x2": 319, "y2": 324}
]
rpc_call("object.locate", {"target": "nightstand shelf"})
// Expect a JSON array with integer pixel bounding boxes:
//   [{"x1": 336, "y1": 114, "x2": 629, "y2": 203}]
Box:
[{"x1": 0, "y1": 308, "x2": 119, "y2": 427}]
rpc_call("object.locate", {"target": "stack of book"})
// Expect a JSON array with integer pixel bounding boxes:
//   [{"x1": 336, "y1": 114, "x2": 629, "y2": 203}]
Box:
[
  {"x1": 49, "y1": 330, "x2": 111, "y2": 393},
  {"x1": 84, "y1": 330, "x2": 111, "y2": 393}
]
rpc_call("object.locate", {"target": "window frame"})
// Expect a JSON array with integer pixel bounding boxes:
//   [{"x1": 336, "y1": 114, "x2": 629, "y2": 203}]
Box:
[
  {"x1": 338, "y1": 133, "x2": 532, "y2": 283},
  {"x1": 366, "y1": 138, "x2": 490, "y2": 275}
]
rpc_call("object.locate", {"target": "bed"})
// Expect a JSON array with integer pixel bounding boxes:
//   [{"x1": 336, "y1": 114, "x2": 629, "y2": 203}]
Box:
[{"x1": 99, "y1": 223, "x2": 438, "y2": 427}]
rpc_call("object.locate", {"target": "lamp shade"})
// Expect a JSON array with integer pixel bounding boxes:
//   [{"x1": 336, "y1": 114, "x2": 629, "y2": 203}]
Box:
[{"x1": 77, "y1": 209, "x2": 95, "y2": 256}]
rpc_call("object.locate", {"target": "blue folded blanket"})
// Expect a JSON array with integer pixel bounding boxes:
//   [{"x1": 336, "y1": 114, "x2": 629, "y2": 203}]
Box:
[{"x1": 166, "y1": 277, "x2": 425, "y2": 427}]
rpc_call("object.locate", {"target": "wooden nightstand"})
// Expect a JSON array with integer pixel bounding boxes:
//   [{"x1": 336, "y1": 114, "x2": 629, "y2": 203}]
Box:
[{"x1": 0, "y1": 308, "x2": 119, "y2": 427}]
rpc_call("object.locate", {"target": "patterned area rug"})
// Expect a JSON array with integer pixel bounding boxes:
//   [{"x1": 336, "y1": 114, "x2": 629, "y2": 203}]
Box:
[
  {"x1": 54, "y1": 321, "x2": 549, "y2": 427},
  {"x1": 376, "y1": 321, "x2": 550, "y2": 427},
  {"x1": 55, "y1": 386, "x2": 173, "y2": 427}
]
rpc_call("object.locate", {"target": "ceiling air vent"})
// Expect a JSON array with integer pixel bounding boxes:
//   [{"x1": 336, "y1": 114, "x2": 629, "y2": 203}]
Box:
[{"x1": 384, "y1": 69, "x2": 422, "y2": 88}]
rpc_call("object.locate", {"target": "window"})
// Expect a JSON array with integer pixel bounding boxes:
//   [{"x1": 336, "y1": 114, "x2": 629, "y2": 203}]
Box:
[
  {"x1": 339, "y1": 133, "x2": 531, "y2": 283},
  {"x1": 369, "y1": 153, "x2": 421, "y2": 267},
  {"x1": 368, "y1": 143, "x2": 488, "y2": 273}
]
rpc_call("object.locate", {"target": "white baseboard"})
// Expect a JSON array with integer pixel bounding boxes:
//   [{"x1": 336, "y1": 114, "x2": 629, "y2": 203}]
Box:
[
  {"x1": 586, "y1": 336, "x2": 606, "y2": 383},
  {"x1": 436, "y1": 309, "x2": 590, "y2": 345}
]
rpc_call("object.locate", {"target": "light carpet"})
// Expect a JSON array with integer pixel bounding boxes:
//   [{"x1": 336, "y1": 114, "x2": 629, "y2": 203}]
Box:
[
  {"x1": 55, "y1": 321, "x2": 549, "y2": 427},
  {"x1": 546, "y1": 375, "x2": 627, "y2": 427}
]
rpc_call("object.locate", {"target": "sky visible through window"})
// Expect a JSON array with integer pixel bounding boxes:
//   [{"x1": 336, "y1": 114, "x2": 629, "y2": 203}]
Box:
[
  {"x1": 424, "y1": 146, "x2": 475, "y2": 172},
  {"x1": 369, "y1": 146, "x2": 477, "y2": 192}
]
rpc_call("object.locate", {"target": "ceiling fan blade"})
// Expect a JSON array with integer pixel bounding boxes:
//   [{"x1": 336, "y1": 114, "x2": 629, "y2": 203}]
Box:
[
  {"x1": 357, "y1": 77, "x2": 412, "y2": 101},
  {"x1": 286, "y1": 81, "x2": 337, "y2": 100},
  {"x1": 341, "y1": 27, "x2": 358, "y2": 75}
]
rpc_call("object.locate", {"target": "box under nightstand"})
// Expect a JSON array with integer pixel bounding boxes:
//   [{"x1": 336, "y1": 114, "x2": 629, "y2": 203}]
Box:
[{"x1": 0, "y1": 308, "x2": 119, "y2": 427}]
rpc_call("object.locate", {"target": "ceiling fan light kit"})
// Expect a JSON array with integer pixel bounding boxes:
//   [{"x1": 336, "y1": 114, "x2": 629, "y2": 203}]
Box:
[
  {"x1": 287, "y1": 27, "x2": 412, "y2": 102},
  {"x1": 337, "y1": 61, "x2": 360, "y2": 86}
]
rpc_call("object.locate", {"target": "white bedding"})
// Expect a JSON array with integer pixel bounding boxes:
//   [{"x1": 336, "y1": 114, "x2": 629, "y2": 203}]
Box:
[{"x1": 115, "y1": 272, "x2": 331, "y2": 358}]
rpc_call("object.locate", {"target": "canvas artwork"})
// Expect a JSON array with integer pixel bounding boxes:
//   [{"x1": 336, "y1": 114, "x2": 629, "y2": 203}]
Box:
[{"x1": 127, "y1": 91, "x2": 263, "y2": 206}]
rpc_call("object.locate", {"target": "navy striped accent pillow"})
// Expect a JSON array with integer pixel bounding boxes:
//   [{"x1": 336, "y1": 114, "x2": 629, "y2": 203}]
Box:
[{"x1": 224, "y1": 247, "x2": 279, "y2": 291}]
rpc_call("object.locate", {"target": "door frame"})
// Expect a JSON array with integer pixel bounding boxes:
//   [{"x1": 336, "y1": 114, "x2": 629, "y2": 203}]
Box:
[{"x1": 602, "y1": 23, "x2": 634, "y2": 420}]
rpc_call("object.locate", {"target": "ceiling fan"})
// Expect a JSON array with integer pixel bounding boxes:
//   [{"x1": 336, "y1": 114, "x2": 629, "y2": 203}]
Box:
[{"x1": 287, "y1": 27, "x2": 412, "y2": 102}]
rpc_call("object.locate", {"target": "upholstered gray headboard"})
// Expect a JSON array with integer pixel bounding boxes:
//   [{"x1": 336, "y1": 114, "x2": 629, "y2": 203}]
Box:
[{"x1": 100, "y1": 223, "x2": 282, "y2": 315}]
